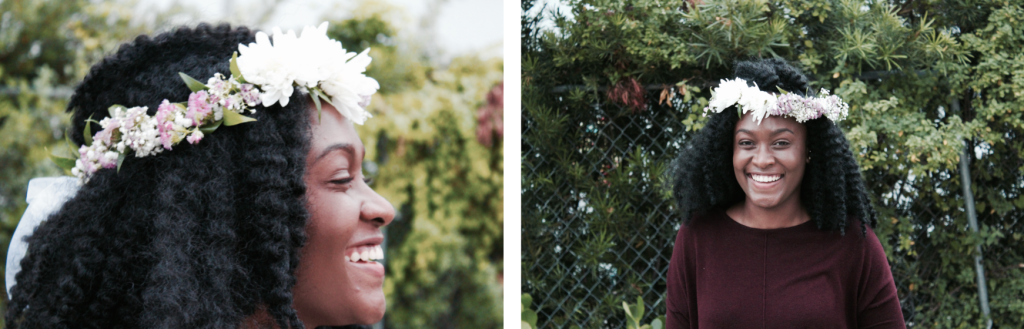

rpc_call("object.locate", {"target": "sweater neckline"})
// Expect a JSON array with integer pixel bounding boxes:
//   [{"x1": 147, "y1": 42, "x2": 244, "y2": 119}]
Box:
[{"x1": 721, "y1": 210, "x2": 818, "y2": 234}]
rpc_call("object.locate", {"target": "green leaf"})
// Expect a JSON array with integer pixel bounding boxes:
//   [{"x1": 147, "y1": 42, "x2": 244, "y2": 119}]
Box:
[
  {"x1": 318, "y1": 88, "x2": 335, "y2": 107},
  {"x1": 65, "y1": 126, "x2": 78, "y2": 158},
  {"x1": 48, "y1": 147, "x2": 76, "y2": 171},
  {"x1": 108, "y1": 104, "x2": 125, "y2": 118},
  {"x1": 83, "y1": 114, "x2": 94, "y2": 146},
  {"x1": 310, "y1": 87, "x2": 323, "y2": 122},
  {"x1": 179, "y1": 72, "x2": 209, "y2": 92},
  {"x1": 651, "y1": 319, "x2": 664, "y2": 329},
  {"x1": 634, "y1": 296, "x2": 645, "y2": 320},
  {"x1": 230, "y1": 52, "x2": 246, "y2": 83},
  {"x1": 200, "y1": 119, "x2": 223, "y2": 134},
  {"x1": 522, "y1": 310, "x2": 538, "y2": 327},
  {"x1": 223, "y1": 110, "x2": 257, "y2": 126},
  {"x1": 116, "y1": 152, "x2": 126, "y2": 173},
  {"x1": 775, "y1": 86, "x2": 790, "y2": 94}
]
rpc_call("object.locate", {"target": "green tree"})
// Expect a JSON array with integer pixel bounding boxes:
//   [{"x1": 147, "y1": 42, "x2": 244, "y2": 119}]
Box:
[
  {"x1": 522, "y1": 0, "x2": 1023, "y2": 327},
  {"x1": 0, "y1": 1, "x2": 161, "y2": 326}
]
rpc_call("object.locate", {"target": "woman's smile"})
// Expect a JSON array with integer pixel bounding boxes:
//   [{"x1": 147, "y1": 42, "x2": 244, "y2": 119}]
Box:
[
  {"x1": 748, "y1": 173, "x2": 783, "y2": 183},
  {"x1": 344, "y1": 237, "x2": 386, "y2": 279}
]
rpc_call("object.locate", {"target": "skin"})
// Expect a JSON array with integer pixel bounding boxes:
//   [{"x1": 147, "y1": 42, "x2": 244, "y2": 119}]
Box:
[
  {"x1": 725, "y1": 112, "x2": 811, "y2": 229},
  {"x1": 291, "y1": 100, "x2": 396, "y2": 327}
]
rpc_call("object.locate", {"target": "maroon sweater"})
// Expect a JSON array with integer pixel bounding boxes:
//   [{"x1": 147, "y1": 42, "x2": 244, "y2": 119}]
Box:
[{"x1": 666, "y1": 211, "x2": 905, "y2": 329}]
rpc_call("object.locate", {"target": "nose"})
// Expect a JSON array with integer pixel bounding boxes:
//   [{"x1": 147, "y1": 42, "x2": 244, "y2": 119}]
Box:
[
  {"x1": 751, "y1": 144, "x2": 775, "y2": 169},
  {"x1": 360, "y1": 185, "x2": 395, "y2": 227}
]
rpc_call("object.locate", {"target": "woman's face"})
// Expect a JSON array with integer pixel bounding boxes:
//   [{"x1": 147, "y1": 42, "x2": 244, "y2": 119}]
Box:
[
  {"x1": 293, "y1": 102, "x2": 395, "y2": 327},
  {"x1": 732, "y1": 112, "x2": 808, "y2": 210}
]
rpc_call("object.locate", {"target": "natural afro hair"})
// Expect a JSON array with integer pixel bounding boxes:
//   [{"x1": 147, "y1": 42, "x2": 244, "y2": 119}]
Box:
[
  {"x1": 3, "y1": 23, "x2": 357, "y2": 329},
  {"x1": 670, "y1": 58, "x2": 876, "y2": 235}
]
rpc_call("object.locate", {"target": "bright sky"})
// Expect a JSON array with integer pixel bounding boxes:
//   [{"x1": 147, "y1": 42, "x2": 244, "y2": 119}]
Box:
[{"x1": 137, "y1": 0, "x2": 503, "y2": 60}]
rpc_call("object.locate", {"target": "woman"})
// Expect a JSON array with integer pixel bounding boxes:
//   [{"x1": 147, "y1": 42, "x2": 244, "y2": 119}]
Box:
[
  {"x1": 666, "y1": 59, "x2": 904, "y2": 328},
  {"x1": 5, "y1": 23, "x2": 393, "y2": 329}
]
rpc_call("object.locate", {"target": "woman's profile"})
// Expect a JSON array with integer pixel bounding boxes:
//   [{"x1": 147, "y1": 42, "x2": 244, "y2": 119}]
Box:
[
  {"x1": 5, "y1": 23, "x2": 393, "y2": 329},
  {"x1": 666, "y1": 58, "x2": 904, "y2": 328}
]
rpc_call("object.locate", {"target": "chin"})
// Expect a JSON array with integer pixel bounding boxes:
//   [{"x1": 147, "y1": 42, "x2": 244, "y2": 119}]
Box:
[
  {"x1": 749, "y1": 196, "x2": 783, "y2": 209},
  {"x1": 351, "y1": 295, "x2": 386, "y2": 325}
]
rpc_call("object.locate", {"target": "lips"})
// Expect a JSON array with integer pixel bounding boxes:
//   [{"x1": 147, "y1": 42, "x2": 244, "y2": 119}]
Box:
[{"x1": 344, "y1": 236, "x2": 386, "y2": 279}]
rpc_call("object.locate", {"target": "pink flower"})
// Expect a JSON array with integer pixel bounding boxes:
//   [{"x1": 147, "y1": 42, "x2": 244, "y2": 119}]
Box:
[
  {"x1": 98, "y1": 152, "x2": 118, "y2": 169},
  {"x1": 186, "y1": 130, "x2": 204, "y2": 144},
  {"x1": 475, "y1": 83, "x2": 504, "y2": 147},
  {"x1": 93, "y1": 124, "x2": 117, "y2": 145},
  {"x1": 240, "y1": 84, "x2": 261, "y2": 107},
  {"x1": 155, "y1": 100, "x2": 177, "y2": 150},
  {"x1": 187, "y1": 91, "x2": 213, "y2": 126}
]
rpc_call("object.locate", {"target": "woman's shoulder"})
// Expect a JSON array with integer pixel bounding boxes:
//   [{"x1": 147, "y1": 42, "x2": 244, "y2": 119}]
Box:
[{"x1": 828, "y1": 217, "x2": 888, "y2": 262}]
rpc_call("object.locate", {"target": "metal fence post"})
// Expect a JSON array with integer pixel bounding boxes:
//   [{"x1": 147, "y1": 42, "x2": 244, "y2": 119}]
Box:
[{"x1": 953, "y1": 99, "x2": 993, "y2": 329}]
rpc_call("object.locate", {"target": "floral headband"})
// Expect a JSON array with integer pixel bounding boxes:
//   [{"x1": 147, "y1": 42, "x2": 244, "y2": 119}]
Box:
[
  {"x1": 703, "y1": 78, "x2": 849, "y2": 125},
  {"x1": 53, "y1": 22, "x2": 379, "y2": 183}
]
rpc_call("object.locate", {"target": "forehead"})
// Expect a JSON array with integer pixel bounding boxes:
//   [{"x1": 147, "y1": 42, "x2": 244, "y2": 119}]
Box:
[
  {"x1": 308, "y1": 105, "x2": 364, "y2": 157},
  {"x1": 734, "y1": 113, "x2": 806, "y2": 135}
]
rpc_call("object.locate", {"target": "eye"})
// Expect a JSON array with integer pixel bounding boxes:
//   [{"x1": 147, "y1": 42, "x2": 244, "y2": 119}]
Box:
[
  {"x1": 331, "y1": 177, "x2": 355, "y2": 185},
  {"x1": 738, "y1": 140, "x2": 754, "y2": 146},
  {"x1": 774, "y1": 140, "x2": 791, "y2": 146}
]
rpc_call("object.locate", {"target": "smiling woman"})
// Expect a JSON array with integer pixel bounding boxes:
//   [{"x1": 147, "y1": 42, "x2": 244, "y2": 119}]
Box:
[
  {"x1": 4, "y1": 23, "x2": 393, "y2": 329},
  {"x1": 665, "y1": 58, "x2": 905, "y2": 328}
]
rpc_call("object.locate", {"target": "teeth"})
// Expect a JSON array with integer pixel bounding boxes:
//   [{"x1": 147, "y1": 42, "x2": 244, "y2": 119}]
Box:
[
  {"x1": 348, "y1": 245, "x2": 385, "y2": 263},
  {"x1": 751, "y1": 174, "x2": 781, "y2": 183}
]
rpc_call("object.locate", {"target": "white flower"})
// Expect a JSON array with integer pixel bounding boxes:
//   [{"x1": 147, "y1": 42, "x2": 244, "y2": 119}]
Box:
[
  {"x1": 737, "y1": 85, "x2": 774, "y2": 123},
  {"x1": 235, "y1": 22, "x2": 380, "y2": 124},
  {"x1": 707, "y1": 78, "x2": 747, "y2": 113},
  {"x1": 318, "y1": 47, "x2": 378, "y2": 125},
  {"x1": 237, "y1": 29, "x2": 298, "y2": 107}
]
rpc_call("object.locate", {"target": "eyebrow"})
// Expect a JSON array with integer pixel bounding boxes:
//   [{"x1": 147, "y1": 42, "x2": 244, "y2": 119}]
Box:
[
  {"x1": 735, "y1": 128, "x2": 795, "y2": 136},
  {"x1": 313, "y1": 143, "x2": 355, "y2": 164}
]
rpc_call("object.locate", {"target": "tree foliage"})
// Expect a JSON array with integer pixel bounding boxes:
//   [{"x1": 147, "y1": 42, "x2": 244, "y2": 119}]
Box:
[
  {"x1": 329, "y1": 12, "x2": 504, "y2": 328},
  {"x1": 523, "y1": 0, "x2": 1024, "y2": 327},
  {"x1": 0, "y1": 1, "x2": 157, "y2": 326}
]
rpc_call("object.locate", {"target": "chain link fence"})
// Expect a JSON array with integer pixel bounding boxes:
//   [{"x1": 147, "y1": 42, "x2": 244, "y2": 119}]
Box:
[
  {"x1": 523, "y1": 87, "x2": 695, "y2": 328},
  {"x1": 522, "y1": 87, "x2": 1023, "y2": 328}
]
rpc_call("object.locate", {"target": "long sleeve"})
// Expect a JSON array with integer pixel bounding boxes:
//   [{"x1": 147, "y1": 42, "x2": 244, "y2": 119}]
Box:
[
  {"x1": 856, "y1": 228, "x2": 906, "y2": 329},
  {"x1": 666, "y1": 224, "x2": 692, "y2": 329}
]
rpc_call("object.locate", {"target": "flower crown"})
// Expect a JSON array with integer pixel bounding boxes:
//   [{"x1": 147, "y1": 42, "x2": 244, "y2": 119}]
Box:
[
  {"x1": 703, "y1": 78, "x2": 849, "y2": 125},
  {"x1": 53, "y1": 22, "x2": 379, "y2": 183}
]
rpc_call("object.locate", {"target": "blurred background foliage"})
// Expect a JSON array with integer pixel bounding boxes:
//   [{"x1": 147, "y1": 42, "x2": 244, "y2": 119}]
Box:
[
  {"x1": 522, "y1": 0, "x2": 1023, "y2": 327},
  {"x1": 0, "y1": 0, "x2": 502, "y2": 328}
]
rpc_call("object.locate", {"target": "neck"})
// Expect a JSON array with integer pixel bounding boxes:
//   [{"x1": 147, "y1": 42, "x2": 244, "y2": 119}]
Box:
[{"x1": 727, "y1": 197, "x2": 809, "y2": 229}]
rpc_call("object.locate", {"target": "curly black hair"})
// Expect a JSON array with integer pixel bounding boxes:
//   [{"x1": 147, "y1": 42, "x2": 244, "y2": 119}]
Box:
[
  {"x1": 5, "y1": 24, "x2": 363, "y2": 329},
  {"x1": 670, "y1": 58, "x2": 876, "y2": 236}
]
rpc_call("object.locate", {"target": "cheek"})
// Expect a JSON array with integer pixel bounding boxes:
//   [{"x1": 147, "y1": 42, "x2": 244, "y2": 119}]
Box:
[
  {"x1": 732, "y1": 149, "x2": 747, "y2": 173},
  {"x1": 305, "y1": 190, "x2": 360, "y2": 262}
]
